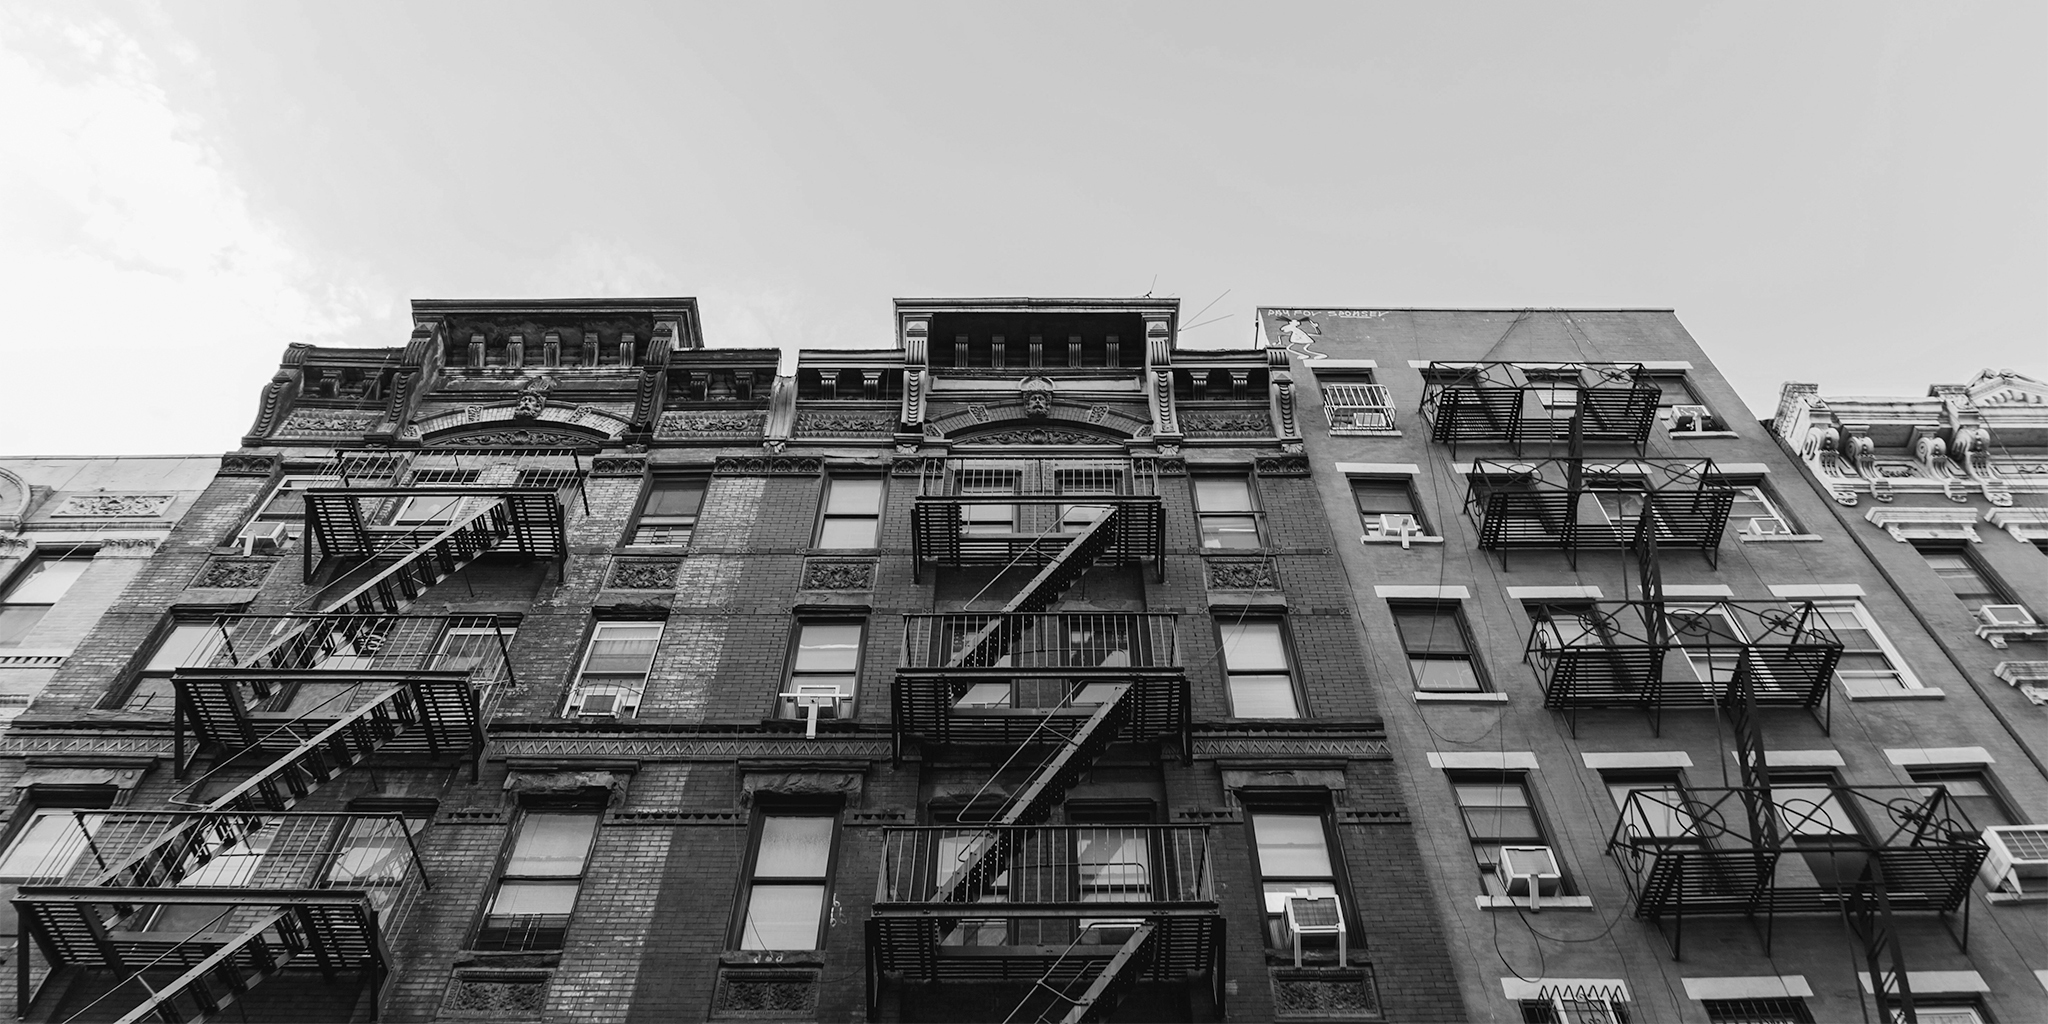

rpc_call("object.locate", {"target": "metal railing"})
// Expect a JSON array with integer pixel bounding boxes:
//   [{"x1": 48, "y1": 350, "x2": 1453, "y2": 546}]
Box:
[
  {"x1": 1322, "y1": 383, "x2": 1396, "y2": 433},
  {"x1": 1419, "y1": 361, "x2": 1659, "y2": 453},
  {"x1": 171, "y1": 613, "x2": 515, "y2": 679},
  {"x1": 1526, "y1": 600, "x2": 1842, "y2": 710},
  {"x1": 902, "y1": 614, "x2": 1178, "y2": 671},
  {"x1": 912, "y1": 458, "x2": 1159, "y2": 499},
  {"x1": 876, "y1": 825, "x2": 1214, "y2": 906}
]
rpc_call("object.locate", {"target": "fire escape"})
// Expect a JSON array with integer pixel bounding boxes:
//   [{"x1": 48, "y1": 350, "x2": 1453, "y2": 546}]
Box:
[
  {"x1": 1421, "y1": 364, "x2": 1990, "y2": 1024},
  {"x1": 13, "y1": 454, "x2": 561, "y2": 1022},
  {"x1": 870, "y1": 458, "x2": 1218, "y2": 1024}
]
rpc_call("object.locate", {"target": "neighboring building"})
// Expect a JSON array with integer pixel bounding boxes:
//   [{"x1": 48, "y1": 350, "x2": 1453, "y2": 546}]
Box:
[
  {"x1": 0, "y1": 297, "x2": 1466, "y2": 1022},
  {"x1": 0, "y1": 455, "x2": 217, "y2": 720},
  {"x1": 1265, "y1": 308, "x2": 2048, "y2": 1024}
]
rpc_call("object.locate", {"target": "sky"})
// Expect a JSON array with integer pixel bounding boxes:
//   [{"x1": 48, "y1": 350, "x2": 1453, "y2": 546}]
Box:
[{"x1": 0, "y1": 1, "x2": 2040, "y2": 455}]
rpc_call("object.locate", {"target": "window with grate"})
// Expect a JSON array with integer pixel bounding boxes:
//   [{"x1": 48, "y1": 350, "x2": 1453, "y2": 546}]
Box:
[
  {"x1": 1521, "y1": 997, "x2": 1630, "y2": 1023},
  {"x1": 1702, "y1": 999, "x2": 1814, "y2": 1024},
  {"x1": 1891, "y1": 1002, "x2": 1986, "y2": 1024}
]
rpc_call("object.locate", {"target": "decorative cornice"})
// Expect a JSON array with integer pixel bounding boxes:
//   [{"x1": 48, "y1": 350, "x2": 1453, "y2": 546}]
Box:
[
  {"x1": 1193, "y1": 734, "x2": 1389, "y2": 759},
  {"x1": 1865, "y1": 506, "x2": 1982, "y2": 543},
  {"x1": 656, "y1": 411, "x2": 767, "y2": 440},
  {"x1": 278, "y1": 410, "x2": 380, "y2": 436},
  {"x1": 217, "y1": 454, "x2": 281, "y2": 478},
  {"x1": 424, "y1": 428, "x2": 600, "y2": 448},
  {"x1": 713, "y1": 456, "x2": 823, "y2": 476},
  {"x1": 0, "y1": 733, "x2": 174, "y2": 756}
]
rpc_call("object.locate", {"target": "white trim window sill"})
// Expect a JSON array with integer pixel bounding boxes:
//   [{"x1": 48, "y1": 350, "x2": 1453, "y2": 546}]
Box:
[
  {"x1": 1738, "y1": 533, "x2": 1825, "y2": 543},
  {"x1": 1361, "y1": 535, "x2": 1444, "y2": 546},
  {"x1": 1845, "y1": 685, "x2": 1946, "y2": 701},
  {"x1": 1985, "y1": 890, "x2": 2048, "y2": 906},
  {"x1": 1668, "y1": 430, "x2": 1741, "y2": 439},
  {"x1": 1329, "y1": 429, "x2": 1403, "y2": 437},
  {"x1": 1415, "y1": 692, "x2": 1509, "y2": 704},
  {"x1": 1476, "y1": 895, "x2": 1595, "y2": 911}
]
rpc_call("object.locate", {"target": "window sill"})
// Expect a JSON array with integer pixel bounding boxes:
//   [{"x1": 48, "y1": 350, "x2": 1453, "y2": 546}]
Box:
[
  {"x1": 1329, "y1": 428, "x2": 1402, "y2": 437},
  {"x1": 1475, "y1": 894, "x2": 1594, "y2": 911},
  {"x1": 722, "y1": 950, "x2": 825, "y2": 966},
  {"x1": 1414, "y1": 691, "x2": 1508, "y2": 704},
  {"x1": 1844, "y1": 683, "x2": 1946, "y2": 701},
  {"x1": 619, "y1": 543, "x2": 690, "y2": 553},
  {"x1": 1360, "y1": 535, "x2": 1444, "y2": 547},
  {"x1": 1737, "y1": 533, "x2": 1824, "y2": 543},
  {"x1": 1668, "y1": 430, "x2": 1740, "y2": 439},
  {"x1": 1984, "y1": 890, "x2": 2048, "y2": 906}
]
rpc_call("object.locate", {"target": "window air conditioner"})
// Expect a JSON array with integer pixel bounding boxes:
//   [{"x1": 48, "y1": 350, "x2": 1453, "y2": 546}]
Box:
[
  {"x1": 780, "y1": 684, "x2": 850, "y2": 740},
  {"x1": 1363, "y1": 513, "x2": 1423, "y2": 549},
  {"x1": 236, "y1": 521, "x2": 291, "y2": 556},
  {"x1": 1747, "y1": 517, "x2": 1791, "y2": 536},
  {"x1": 575, "y1": 692, "x2": 622, "y2": 718},
  {"x1": 1979, "y1": 604, "x2": 2039, "y2": 627},
  {"x1": 1282, "y1": 895, "x2": 1347, "y2": 968},
  {"x1": 1670, "y1": 405, "x2": 1711, "y2": 432},
  {"x1": 1980, "y1": 825, "x2": 2048, "y2": 894},
  {"x1": 1500, "y1": 846, "x2": 1563, "y2": 911}
]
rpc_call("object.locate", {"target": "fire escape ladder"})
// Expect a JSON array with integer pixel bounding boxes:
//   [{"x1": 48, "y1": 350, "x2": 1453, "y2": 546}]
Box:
[
  {"x1": 939, "y1": 512, "x2": 1124, "y2": 674},
  {"x1": 1035, "y1": 921, "x2": 1158, "y2": 1024},
  {"x1": 1844, "y1": 857, "x2": 1917, "y2": 1024},
  {"x1": 318, "y1": 502, "x2": 515, "y2": 617},
  {"x1": 95, "y1": 910, "x2": 305, "y2": 1024}
]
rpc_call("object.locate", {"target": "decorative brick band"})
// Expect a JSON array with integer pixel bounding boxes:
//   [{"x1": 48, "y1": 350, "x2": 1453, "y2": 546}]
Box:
[{"x1": 800, "y1": 558, "x2": 876, "y2": 591}]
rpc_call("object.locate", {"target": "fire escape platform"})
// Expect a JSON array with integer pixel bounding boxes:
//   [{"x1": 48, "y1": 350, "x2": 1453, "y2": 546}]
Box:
[
  {"x1": 1464, "y1": 458, "x2": 1735, "y2": 567},
  {"x1": 867, "y1": 914, "x2": 1221, "y2": 982},
  {"x1": 912, "y1": 497, "x2": 1164, "y2": 572},
  {"x1": 894, "y1": 671, "x2": 1187, "y2": 750},
  {"x1": 1529, "y1": 601, "x2": 1842, "y2": 712},
  {"x1": 175, "y1": 669, "x2": 483, "y2": 761},
  {"x1": 1421, "y1": 361, "x2": 1661, "y2": 455},
  {"x1": 307, "y1": 486, "x2": 566, "y2": 566}
]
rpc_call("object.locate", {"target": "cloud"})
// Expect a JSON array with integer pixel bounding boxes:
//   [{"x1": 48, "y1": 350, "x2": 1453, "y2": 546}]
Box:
[{"x1": 0, "y1": 5, "x2": 387, "y2": 453}]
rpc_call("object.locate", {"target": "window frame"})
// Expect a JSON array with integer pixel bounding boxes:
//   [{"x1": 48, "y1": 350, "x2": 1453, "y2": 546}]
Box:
[
  {"x1": 0, "y1": 554, "x2": 92, "y2": 647},
  {"x1": 1601, "y1": 770, "x2": 1703, "y2": 844},
  {"x1": 1242, "y1": 799, "x2": 1351, "y2": 954},
  {"x1": 1350, "y1": 475, "x2": 1432, "y2": 541},
  {"x1": 1192, "y1": 473, "x2": 1264, "y2": 551},
  {"x1": 1724, "y1": 479, "x2": 1799, "y2": 538},
  {"x1": 1391, "y1": 601, "x2": 1490, "y2": 694},
  {"x1": 1650, "y1": 372, "x2": 1723, "y2": 432},
  {"x1": 473, "y1": 806, "x2": 602, "y2": 952},
  {"x1": 1447, "y1": 770, "x2": 1571, "y2": 897},
  {"x1": 112, "y1": 614, "x2": 232, "y2": 712},
  {"x1": 1905, "y1": 766, "x2": 2020, "y2": 829},
  {"x1": 564, "y1": 619, "x2": 664, "y2": 718},
  {"x1": 732, "y1": 802, "x2": 841, "y2": 952},
  {"x1": 251, "y1": 473, "x2": 343, "y2": 532},
  {"x1": 1217, "y1": 615, "x2": 1302, "y2": 719},
  {"x1": 1911, "y1": 543, "x2": 2015, "y2": 612},
  {"x1": 1813, "y1": 599, "x2": 1921, "y2": 693},
  {"x1": 627, "y1": 474, "x2": 708, "y2": 548},
  {"x1": 778, "y1": 617, "x2": 866, "y2": 721},
  {"x1": 815, "y1": 475, "x2": 885, "y2": 551}
]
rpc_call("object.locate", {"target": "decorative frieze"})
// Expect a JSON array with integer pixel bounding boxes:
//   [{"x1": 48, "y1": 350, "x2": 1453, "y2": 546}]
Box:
[
  {"x1": 1206, "y1": 559, "x2": 1279, "y2": 590},
  {"x1": 607, "y1": 559, "x2": 681, "y2": 590},
  {"x1": 191, "y1": 557, "x2": 277, "y2": 589},
  {"x1": 1271, "y1": 967, "x2": 1380, "y2": 1019},
  {"x1": 96, "y1": 538, "x2": 163, "y2": 557},
  {"x1": 712, "y1": 968, "x2": 818, "y2": 1016},
  {"x1": 1253, "y1": 454, "x2": 1312, "y2": 476},
  {"x1": 53, "y1": 495, "x2": 173, "y2": 518},
  {"x1": 491, "y1": 736, "x2": 889, "y2": 760},
  {"x1": 957, "y1": 427, "x2": 1114, "y2": 447},
  {"x1": 216, "y1": 454, "x2": 280, "y2": 478},
  {"x1": 1180, "y1": 410, "x2": 1275, "y2": 436},
  {"x1": 441, "y1": 971, "x2": 548, "y2": 1019},
  {"x1": 793, "y1": 411, "x2": 898, "y2": 438},
  {"x1": 657, "y1": 411, "x2": 766, "y2": 440},
  {"x1": 713, "y1": 456, "x2": 822, "y2": 476},
  {"x1": 1986, "y1": 508, "x2": 2048, "y2": 543},
  {"x1": 800, "y1": 558, "x2": 876, "y2": 591},
  {"x1": 590, "y1": 456, "x2": 649, "y2": 478},
  {"x1": 279, "y1": 410, "x2": 380, "y2": 435},
  {"x1": 424, "y1": 428, "x2": 593, "y2": 448}
]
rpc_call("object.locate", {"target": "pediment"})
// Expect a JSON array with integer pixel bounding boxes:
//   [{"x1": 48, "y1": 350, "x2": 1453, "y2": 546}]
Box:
[
  {"x1": 1962, "y1": 369, "x2": 2048, "y2": 408},
  {"x1": 409, "y1": 402, "x2": 632, "y2": 443},
  {"x1": 926, "y1": 400, "x2": 1150, "y2": 443}
]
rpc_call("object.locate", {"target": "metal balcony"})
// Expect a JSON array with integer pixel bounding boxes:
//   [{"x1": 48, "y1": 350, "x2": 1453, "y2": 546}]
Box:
[
  {"x1": 894, "y1": 613, "x2": 1187, "y2": 756},
  {"x1": 1527, "y1": 601, "x2": 1842, "y2": 734},
  {"x1": 908, "y1": 459, "x2": 1164, "y2": 579},
  {"x1": 13, "y1": 810, "x2": 427, "y2": 1017},
  {"x1": 1420, "y1": 361, "x2": 1660, "y2": 455},
  {"x1": 305, "y1": 485, "x2": 566, "y2": 574},
  {"x1": 1607, "y1": 786, "x2": 1987, "y2": 958},
  {"x1": 1322, "y1": 382, "x2": 1397, "y2": 434},
  {"x1": 868, "y1": 824, "x2": 1222, "y2": 985},
  {"x1": 1464, "y1": 458, "x2": 1735, "y2": 568}
]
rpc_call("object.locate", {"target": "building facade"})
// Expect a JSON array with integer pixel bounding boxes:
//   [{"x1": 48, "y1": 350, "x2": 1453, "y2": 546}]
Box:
[
  {"x1": 0, "y1": 298, "x2": 1468, "y2": 1022},
  {"x1": 1266, "y1": 307, "x2": 2048, "y2": 1024}
]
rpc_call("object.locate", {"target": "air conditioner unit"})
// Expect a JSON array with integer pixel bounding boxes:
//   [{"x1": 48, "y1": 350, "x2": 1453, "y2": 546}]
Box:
[
  {"x1": 1747, "y1": 517, "x2": 1791, "y2": 536},
  {"x1": 575, "y1": 692, "x2": 623, "y2": 718},
  {"x1": 235, "y1": 521, "x2": 290, "y2": 556},
  {"x1": 1980, "y1": 825, "x2": 2048, "y2": 894},
  {"x1": 1282, "y1": 895, "x2": 1347, "y2": 968},
  {"x1": 1670, "y1": 405, "x2": 1711, "y2": 432},
  {"x1": 1363, "y1": 513, "x2": 1423, "y2": 549},
  {"x1": 1979, "y1": 604, "x2": 2039, "y2": 627},
  {"x1": 1500, "y1": 846, "x2": 1563, "y2": 911},
  {"x1": 780, "y1": 684, "x2": 850, "y2": 740}
]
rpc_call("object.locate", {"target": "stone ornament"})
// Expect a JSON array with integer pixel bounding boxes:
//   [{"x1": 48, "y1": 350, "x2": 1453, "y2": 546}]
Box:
[
  {"x1": 607, "y1": 559, "x2": 681, "y2": 590},
  {"x1": 191, "y1": 558, "x2": 277, "y2": 589},
  {"x1": 279, "y1": 410, "x2": 380, "y2": 435},
  {"x1": 794, "y1": 412, "x2": 897, "y2": 437},
  {"x1": 656, "y1": 411, "x2": 766, "y2": 438},
  {"x1": 590, "y1": 456, "x2": 650, "y2": 478},
  {"x1": 54, "y1": 495, "x2": 174, "y2": 518},
  {"x1": 1206, "y1": 559, "x2": 1278, "y2": 590},
  {"x1": 714, "y1": 456, "x2": 822, "y2": 475},
  {"x1": 801, "y1": 559, "x2": 876, "y2": 591}
]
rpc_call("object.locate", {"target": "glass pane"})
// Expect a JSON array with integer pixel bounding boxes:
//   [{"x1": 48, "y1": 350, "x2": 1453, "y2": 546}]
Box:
[
  {"x1": 1392, "y1": 609, "x2": 1467, "y2": 655},
  {"x1": 1261, "y1": 880, "x2": 1338, "y2": 914},
  {"x1": 489, "y1": 879, "x2": 580, "y2": 917},
  {"x1": 1219, "y1": 621, "x2": 1288, "y2": 672},
  {"x1": 1351, "y1": 480, "x2": 1415, "y2": 516},
  {"x1": 794, "y1": 624, "x2": 862, "y2": 673},
  {"x1": 505, "y1": 813, "x2": 599, "y2": 876},
  {"x1": 1200, "y1": 515, "x2": 1261, "y2": 548},
  {"x1": 585, "y1": 624, "x2": 661, "y2": 675},
  {"x1": 146, "y1": 623, "x2": 220, "y2": 672},
  {"x1": 179, "y1": 824, "x2": 275, "y2": 887},
  {"x1": 0, "y1": 606, "x2": 50, "y2": 645},
  {"x1": 395, "y1": 495, "x2": 463, "y2": 523},
  {"x1": 825, "y1": 478, "x2": 883, "y2": 515},
  {"x1": 1608, "y1": 783, "x2": 1694, "y2": 838},
  {"x1": 1229, "y1": 675, "x2": 1300, "y2": 718},
  {"x1": 1251, "y1": 814, "x2": 1333, "y2": 876},
  {"x1": 755, "y1": 816, "x2": 834, "y2": 878},
  {"x1": 816, "y1": 517, "x2": 878, "y2": 549},
  {"x1": 740, "y1": 884, "x2": 825, "y2": 950},
  {"x1": 326, "y1": 819, "x2": 416, "y2": 886},
  {"x1": 1194, "y1": 478, "x2": 1254, "y2": 512},
  {"x1": 1671, "y1": 610, "x2": 1743, "y2": 646},
  {"x1": 644, "y1": 479, "x2": 706, "y2": 517},
  {"x1": 1412, "y1": 657, "x2": 1481, "y2": 692},
  {"x1": 3, "y1": 559, "x2": 88, "y2": 604},
  {"x1": 0, "y1": 812, "x2": 103, "y2": 879}
]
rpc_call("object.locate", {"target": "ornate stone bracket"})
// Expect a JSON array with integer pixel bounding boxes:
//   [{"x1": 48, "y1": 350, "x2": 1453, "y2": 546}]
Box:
[{"x1": 1865, "y1": 506, "x2": 1981, "y2": 543}]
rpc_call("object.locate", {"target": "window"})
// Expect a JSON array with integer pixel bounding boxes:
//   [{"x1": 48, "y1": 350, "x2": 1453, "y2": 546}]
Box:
[
  {"x1": 252, "y1": 473, "x2": 340, "y2": 535},
  {"x1": 1521, "y1": 997, "x2": 1630, "y2": 1024},
  {"x1": 1392, "y1": 604, "x2": 1485, "y2": 693},
  {"x1": 1219, "y1": 619, "x2": 1299, "y2": 718},
  {"x1": 1913, "y1": 545, "x2": 2010, "y2": 610},
  {"x1": 477, "y1": 810, "x2": 599, "y2": 951},
  {"x1": 737, "y1": 809, "x2": 836, "y2": 950},
  {"x1": 1907, "y1": 768, "x2": 2018, "y2": 829},
  {"x1": 121, "y1": 619, "x2": 224, "y2": 712},
  {"x1": 1727, "y1": 482, "x2": 1796, "y2": 537},
  {"x1": 1068, "y1": 803, "x2": 1156, "y2": 944},
  {"x1": 1351, "y1": 477, "x2": 1430, "y2": 541},
  {"x1": 1450, "y1": 772, "x2": 1563, "y2": 896},
  {"x1": 1892, "y1": 1003, "x2": 1986, "y2": 1024},
  {"x1": 0, "y1": 556, "x2": 89, "y2": 646},
  {"x1": 149, "y1": 820, "x2": 280, "y2": 935},
  {"x1": 0, "y1": 809, "x2": 106, "y2": 883},
  {"x1": 1650, "y1": 373, "x2": 1721, "y2": 431},
  {"x1": 816, "y1": 476, "x2": 883, "y2": 549},
  {"x1": 566, "y1": 621, "x2": 661, "y2": 717},
  {"x1": 1814, "y1": 601, "x2": 1919, "y2": 693},
  {"x1": 1247, "y1": 809, "x2": 1342, "y2": 949},
  {"x1": 630, "y1": 476, "x2": 706, "y2": 546},
  {"x1": 1194, "y1": 476, "x2": 1261, "y2": 549},
  {"x1": 957, "y1": 469, "x2": 1018, "y2": 536},
  {"x1": 1604, "y1": 773, "x2": 1700, "y2": 841},
  {"x1": 435, "y1": 623, "x2": 516, "y2": 680},
  {"x1": 1702, "y1": 998, "x2": 1815, "y2": 1024},
  {"x1": 1664, "y1": 605, "x2": 1745, "y2": 685},
  {"x1": 324, "y1": 813, "x2": 428, "y2": 914},
  {"x1": 1055, "y1": 467, "x2": 1120, "y2": 533},
  {"x1": 392, "y1": 470, "x2": 479, "y2": 526},
  {"x1": 779, "y1": 620, "x2": 863, "y2": 720}
]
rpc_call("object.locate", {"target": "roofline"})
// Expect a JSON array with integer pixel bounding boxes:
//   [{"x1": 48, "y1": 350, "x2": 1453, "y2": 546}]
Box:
[
  {"x1": 411, "y1": 297, "x2": 700, "y2": 313},
  {"x1": 896, "y1": 297, "x2": 1180, "y2": 313},
  {"x1": 1256, "y1": 305, "x2": 1679, "y2": 313}
]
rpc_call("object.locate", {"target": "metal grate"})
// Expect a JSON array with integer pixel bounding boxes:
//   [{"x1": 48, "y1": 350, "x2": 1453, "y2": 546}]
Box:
[
  {"x1": 409, "y1": 469, "x2": 482, "y2": 485},
  {"x1": 1995, "y1": 825, "x2": 2048, "y2": 858},
  {"x1": 1703, "y1": 998, "x2": 1815, "y2": 1024},
  {"x1": 516, "y1": 469, "x2": 584, "y2": 491}
]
